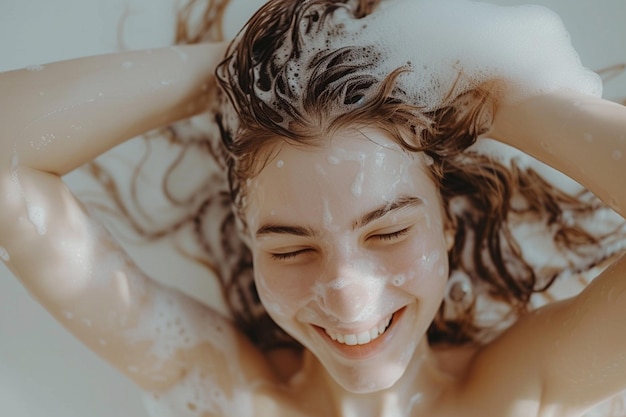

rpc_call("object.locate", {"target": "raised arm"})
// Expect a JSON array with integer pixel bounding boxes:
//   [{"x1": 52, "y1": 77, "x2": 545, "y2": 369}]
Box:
[
  {"x1": 0, "y1": 44, "x2": 276, "y2": 398},
  {"x1": 0, "y1": 43, "x2": 225, "y2": 175},
  {"x1": 487, "y1": 90, "x2": 626, "y2": 412},
  {"x1": 489, "y1": 90, "x2": 626, "y2": 215}
]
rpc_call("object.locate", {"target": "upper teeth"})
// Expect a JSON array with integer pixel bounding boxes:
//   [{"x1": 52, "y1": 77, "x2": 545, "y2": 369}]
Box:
[{"x1": 324, "y1": 316, "x2": 392, "y2": 346}]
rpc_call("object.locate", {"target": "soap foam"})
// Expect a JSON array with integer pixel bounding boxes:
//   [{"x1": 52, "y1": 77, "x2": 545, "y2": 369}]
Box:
[
  {"x1": 251, "y1": 0, "x2": 601, "y2": 129},
  {"x1": 358, "y1": 0, "x2": 602, "y2": 106},
  {"x1": 142, "y1": 368, "x2": 255, "y2": 417},
  {"x1": 0, "y1": 246, "x2": 9, "y2": 262}
]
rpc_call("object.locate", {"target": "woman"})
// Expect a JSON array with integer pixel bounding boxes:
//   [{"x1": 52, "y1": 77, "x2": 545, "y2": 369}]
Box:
[{"x1": 0, "y1": 0, "x2": 625, "y2": 416}]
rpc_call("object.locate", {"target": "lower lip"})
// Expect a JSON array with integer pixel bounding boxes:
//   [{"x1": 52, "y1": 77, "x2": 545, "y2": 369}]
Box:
[{"x1": 314, "y1": 307, "x2": 406, "y2": 360}]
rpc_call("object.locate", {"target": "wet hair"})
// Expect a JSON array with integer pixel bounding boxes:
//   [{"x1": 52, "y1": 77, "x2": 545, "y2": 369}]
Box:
[
  {"x1": 92, "y1": 0, "x2": 625, "y2": 351},
  {"x1": 213, "y1": 0, "x2": 626, "y2": 346}
]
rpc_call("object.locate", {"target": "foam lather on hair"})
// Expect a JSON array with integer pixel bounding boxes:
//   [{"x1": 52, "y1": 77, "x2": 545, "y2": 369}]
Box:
[{"x1": 266, "y1": 0, "x2": 602, "y2": 115}]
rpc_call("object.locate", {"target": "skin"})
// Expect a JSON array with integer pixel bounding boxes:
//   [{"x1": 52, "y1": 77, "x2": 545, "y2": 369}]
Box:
[
  {"x1": 247, "y1": 129, "x2": 454, "y2": 396},
  {"x1": 0, "y1": 43, "x2": 625, "y2": 417}
]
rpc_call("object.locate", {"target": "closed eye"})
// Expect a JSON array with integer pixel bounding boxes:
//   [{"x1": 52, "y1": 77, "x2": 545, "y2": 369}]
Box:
[
  {"x1": 270, "y1": 248, "x2": 313, "y2": 261},
  {"x1": 372, "y1": 227, "x2": 411, "y2": 241}
]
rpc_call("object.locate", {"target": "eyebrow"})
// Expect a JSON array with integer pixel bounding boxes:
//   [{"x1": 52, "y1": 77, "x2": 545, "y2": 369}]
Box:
[
  {"x1": 254, "y1": 195, "x2": 423, "y2": 238},
  {"x1": 353, "y1": 196, "x2": 424, "y2": 230}
]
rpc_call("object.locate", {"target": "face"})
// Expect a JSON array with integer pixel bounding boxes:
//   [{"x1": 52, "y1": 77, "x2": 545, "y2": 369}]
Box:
[{"x1": 245, "y1": 128, "x2": 453, "y2": 393}]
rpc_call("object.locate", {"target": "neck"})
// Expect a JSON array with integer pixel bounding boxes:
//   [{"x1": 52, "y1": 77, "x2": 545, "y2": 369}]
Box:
[{"x1": 292, "y1": 340, "x2": 454, "y2": 417}]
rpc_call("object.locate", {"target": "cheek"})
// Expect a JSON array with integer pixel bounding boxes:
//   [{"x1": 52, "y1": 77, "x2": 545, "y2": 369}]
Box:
[
  {"x1": 388, "y1": 227, "x2": 449, "y2": 293},
  {"x1": 253, "y1": 258, "x2": 317, "y2": 318}
]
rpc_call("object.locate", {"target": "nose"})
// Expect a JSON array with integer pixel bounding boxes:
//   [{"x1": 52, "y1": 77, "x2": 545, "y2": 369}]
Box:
[{"x1": 315, "y1": 255, "x2": 385, "y2": 324}]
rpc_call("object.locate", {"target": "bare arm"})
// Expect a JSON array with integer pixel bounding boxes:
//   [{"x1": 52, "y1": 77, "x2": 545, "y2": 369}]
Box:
[
  {"x1": 0, "y1": 44, "x2": 276, "y2": 396},
  {"x1": 0, "y1": 43, "x2": 225, "y2": 175},
  {"x1": 487, "y1": 90, "x2": 626, "y2": 411}
]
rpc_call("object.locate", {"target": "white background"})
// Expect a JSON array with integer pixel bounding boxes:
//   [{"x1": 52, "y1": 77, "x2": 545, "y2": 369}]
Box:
[{"x1": 0, "y1": 0, "x2": 625, "y2": 416}]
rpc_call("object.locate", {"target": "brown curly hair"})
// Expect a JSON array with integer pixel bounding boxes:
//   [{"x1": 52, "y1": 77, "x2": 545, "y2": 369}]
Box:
[{"x1": 90, "y1": 0, "x2": 625, "y2": 351}]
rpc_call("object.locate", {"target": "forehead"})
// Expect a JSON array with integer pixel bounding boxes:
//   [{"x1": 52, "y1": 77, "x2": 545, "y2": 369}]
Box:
[{"x1": 245, "y1": 128, "x2": 439, "y2": 230}]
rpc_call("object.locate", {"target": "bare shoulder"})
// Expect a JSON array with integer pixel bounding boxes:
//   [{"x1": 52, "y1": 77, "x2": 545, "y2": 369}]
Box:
[
  {"x1": 449, "y1": 313, "x2": 551, "y2": 416},
  {"x1": 456, "y1": 254, "x2": 626, "y2": 416}
]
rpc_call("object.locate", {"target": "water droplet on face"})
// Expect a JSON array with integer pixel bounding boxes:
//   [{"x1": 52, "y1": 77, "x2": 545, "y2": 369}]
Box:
[
  {"x1": 351, "y1": 169, "x2": 364, "y2": 196},
  {"x1": 391, "y1": 275, "x2": 406, "y2": 286},
  {"x1": 375, "y1": 152, "x2": 385, "y2": 167},
  {"x1": 611, "y1": 150, "x2": 623, "y2": 161},
  {"x1": 11, "y1": 154, "x2": 19, "y2": 170},
  {"x1": 276, "y1": 160, "x2": 285, "y2": 168}
]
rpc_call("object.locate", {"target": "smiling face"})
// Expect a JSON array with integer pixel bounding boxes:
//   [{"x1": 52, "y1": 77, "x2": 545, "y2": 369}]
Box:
[{"x1": 245, "y1": 128, "x2": 453, "y2": 393}]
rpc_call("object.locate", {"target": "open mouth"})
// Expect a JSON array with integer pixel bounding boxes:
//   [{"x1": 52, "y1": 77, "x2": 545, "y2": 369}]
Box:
[
  {"x1": 314, "y1": 307, "x2": 406, "y2": 358},
  {"x1": 324, "y1": 315, "x2": 393, "y2": 346}
]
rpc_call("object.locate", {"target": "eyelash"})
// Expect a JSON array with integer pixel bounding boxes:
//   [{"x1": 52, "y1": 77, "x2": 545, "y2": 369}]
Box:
[
  {"x1": 270, "y1": 227, "x2": 411, "y2": 260},
  {"x1": 270, "y1": 249, "x2": 312, "y2": 261},
  {"x1": 372, "y1": 227, "x2": 411, "y2": 241}
]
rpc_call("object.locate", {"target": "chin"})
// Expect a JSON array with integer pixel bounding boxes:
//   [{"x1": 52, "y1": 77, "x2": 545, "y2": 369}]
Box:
[{"x1": 327, "y1": 360, "x2": 408, "y2": 394}]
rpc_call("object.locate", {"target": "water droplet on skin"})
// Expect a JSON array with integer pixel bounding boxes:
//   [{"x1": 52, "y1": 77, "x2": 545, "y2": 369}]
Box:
[
  {"x1": 276, "y1": 160, "x2": 285, "y2": 168},
  {"x1": 30, "y1": 134, "x2": 56, "y2": 151},
  {"x1": 391, "y1": 275, "x2": 406, "y2": 286},
  {"x1": 171, "y1": 46, "x2": 189, "y2": 62},
  {"x1": 375, "y1": 152, "x2": 385, "y2": 167},
  {"x1": 612, "y1": 150, "x2": 623, "y2": 161},
  {"x1": 540, "y1": 142, "x2": 553, "y2": 154},
  {"x1": 27, "y1": 205, "x2": 47, "y2": 235},
  {"x1": 64, "y1": 311, "x2": 74, "y2": 320},
  {"x1": 351, "y1": 169, "x2": 364, "y2": 196},
  {"x1": 0, "y1": 246, "x2": 10, "y2": 262},
  {"x1": 11, "y1": 154, "x2": 19, "y2": 170}
]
